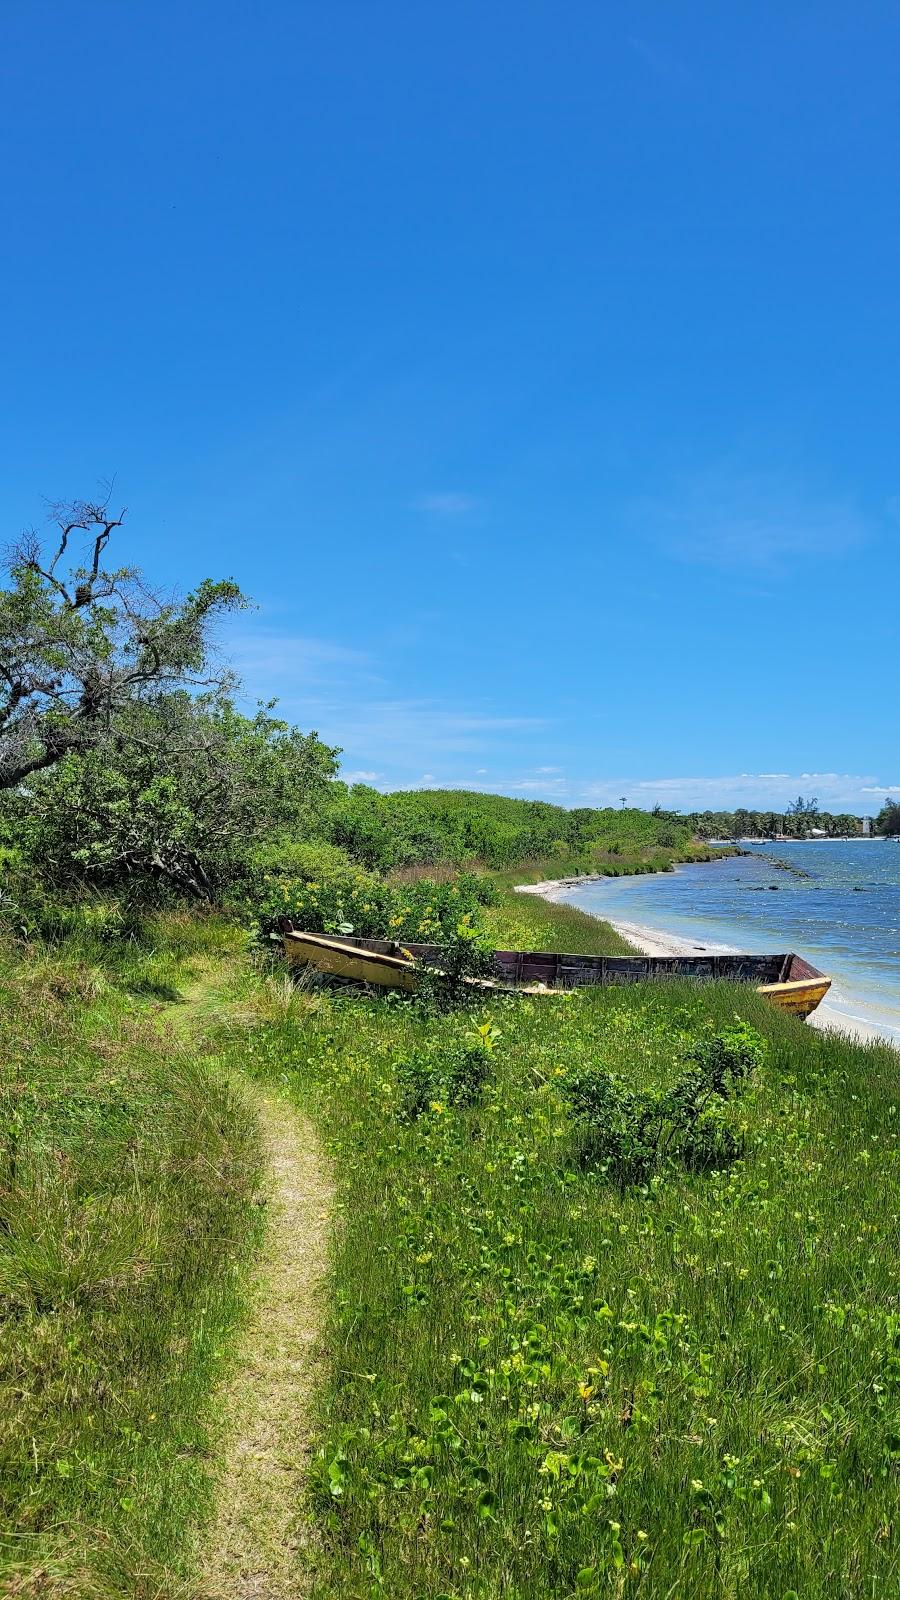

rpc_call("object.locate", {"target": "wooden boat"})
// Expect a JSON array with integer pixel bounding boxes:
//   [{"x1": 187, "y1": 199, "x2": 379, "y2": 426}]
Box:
[
  {"x1": 282, "y1": 930, "x2": 420, "y2": 991},
  {"x1": 281, "y1": 930, "x2": 831, "y2": 1019}
]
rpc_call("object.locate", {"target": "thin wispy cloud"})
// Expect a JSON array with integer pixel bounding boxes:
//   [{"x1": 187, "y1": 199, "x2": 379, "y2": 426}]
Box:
[
  {"x1": 381, "y1": 770, "x2": 898, "y2": 812},
  {"x1": 508, "y1": 776, "x2": 569, "y2": 797},
  {"x1": 413, "y1": 492, "x2": 479, "y2": 517},
  {"x1": 228, "y1": 630, "x2": 374, "y2": 688},
  {"x1": 634, "y1": 468, "x2": 870, "y2": 572},
  {"x1": 433, "y1": 771, "x2": 897, "y2": 812},
  {"x1": 226, "y1": 619, "x2": 546, "y2": 774},
  {"x1": 320, "y1": 701, "x2": 545, "y2": 765}
]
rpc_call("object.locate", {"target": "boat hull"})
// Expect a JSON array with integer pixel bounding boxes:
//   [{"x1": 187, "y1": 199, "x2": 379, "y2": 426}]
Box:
[
  {"x1": 756, "y1": 977, "x2": 832, "y2": 1019},
  {"x1": 283, "y1": 931, "x2": 418, "y2": 990},
  {"x1": 281, "y1": 929, "x2": 831, "y2": 1018}
]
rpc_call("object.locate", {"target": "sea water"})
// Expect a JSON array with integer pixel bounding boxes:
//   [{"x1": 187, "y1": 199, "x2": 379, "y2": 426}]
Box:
[{"x1": 558, "y1": 840, "x2": 900, "y2": 1042}]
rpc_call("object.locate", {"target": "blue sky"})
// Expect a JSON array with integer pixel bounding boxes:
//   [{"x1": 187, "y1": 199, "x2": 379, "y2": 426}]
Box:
[{"x1": 2, "y1": 1, "x2": 897, "y2": 812}]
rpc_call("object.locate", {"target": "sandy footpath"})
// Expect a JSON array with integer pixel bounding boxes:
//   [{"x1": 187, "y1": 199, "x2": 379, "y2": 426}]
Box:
[{"x1": 515, "y1": 877, "x2": 893, "y2": 1047}]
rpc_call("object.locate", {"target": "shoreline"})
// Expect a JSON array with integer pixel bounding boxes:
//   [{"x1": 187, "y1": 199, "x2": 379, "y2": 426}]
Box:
[{"x1": 515, "y1": 875, "x2": 896, "y2": 1048}]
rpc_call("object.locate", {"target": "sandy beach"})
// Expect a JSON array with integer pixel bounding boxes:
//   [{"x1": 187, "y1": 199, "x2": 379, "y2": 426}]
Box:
[{"x1": 516, "y1": 877, "x2": 892, "y2": 1046}]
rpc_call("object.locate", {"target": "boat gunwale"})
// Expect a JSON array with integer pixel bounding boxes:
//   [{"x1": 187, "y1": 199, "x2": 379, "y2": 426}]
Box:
[
  {"x1": 280, "y1": 927, "x2": 828, "y2": 984},
  {"x1": 283, "y1": 930, "x2": 416, "y2": 973}
]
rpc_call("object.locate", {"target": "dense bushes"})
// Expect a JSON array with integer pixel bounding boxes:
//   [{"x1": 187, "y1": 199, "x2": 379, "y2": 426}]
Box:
[
  {"x1": 1, "y1": 698, "x2": 725, "y2": 912},
  {"x1": 314, "y1": 786, "x2": 717, "y2": 874},
  {"x1": 4, "y1": 700, "x2": 339, "y2": 903},
  {"x1": 561, "y1": 1022, "x2": 765, "y2": 1185},
  {"x1": 376, "y1": 790, "x2": 700, "y2": 868},
  {"x1": 250, "y1": 840, "x2": 497, "y2": 943}
]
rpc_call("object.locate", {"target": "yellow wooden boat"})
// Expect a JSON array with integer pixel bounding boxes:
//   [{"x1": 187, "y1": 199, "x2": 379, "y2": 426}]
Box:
[
  {"x1": 283, "y1": 930, "x2": 419, "y2": 990},
  {"x1": 282, "y1": 930, "x2": 831, "y2": 1019},
  {"x1": 755, "y1": 975, "x2": 832, "y2": 1018}
]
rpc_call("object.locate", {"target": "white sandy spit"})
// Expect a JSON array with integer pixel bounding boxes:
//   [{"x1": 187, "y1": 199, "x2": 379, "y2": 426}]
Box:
[{"x1": 515, "y1": 877, "x2": 892, "y2": 1047}]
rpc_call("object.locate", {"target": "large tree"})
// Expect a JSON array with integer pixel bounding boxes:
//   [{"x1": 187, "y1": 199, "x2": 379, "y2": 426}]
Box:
[{"x1": 0, "y1": 497, "x2": 244, "y2": 789}]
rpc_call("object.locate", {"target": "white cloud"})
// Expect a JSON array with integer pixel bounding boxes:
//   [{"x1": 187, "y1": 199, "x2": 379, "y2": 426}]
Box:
[
  {"x1": 226, "y1": 621, "x2": 546, "y2": 773},
  {"x1": 222, "y1": 623, "x2": 894, "y2": 814},
  {"x1": 508, "y1": 777, "x2": 570, "y2": 797},
  {"x1": 413, "y1": 492, "x2": 478, "y2": 516},
  {"x1": 448, "y1": 771, "x2": 897, "y2": 813}
]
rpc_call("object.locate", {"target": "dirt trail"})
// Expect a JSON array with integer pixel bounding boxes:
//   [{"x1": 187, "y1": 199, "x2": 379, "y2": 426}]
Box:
[{"x1": 169, "y1": 967, "x2": 333, "y2": 1599}]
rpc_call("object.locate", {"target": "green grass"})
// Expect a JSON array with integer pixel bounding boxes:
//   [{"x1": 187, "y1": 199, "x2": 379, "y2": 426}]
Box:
[
  {"x1": 491, "y1": 842, "x2": 735, "y2": 890},
  {"x1": 223, "y1": 898, "x2": 900, "y2": 1599},
  {"x1": 5, "y1": 895, "x2": 899, "y2": 1598},
  {"x1": 0, "y1": 914, "x2": 262, "y2": 1597},
  {"x1": 483, "y1": 886, "x2": 635, "y2": 957}
]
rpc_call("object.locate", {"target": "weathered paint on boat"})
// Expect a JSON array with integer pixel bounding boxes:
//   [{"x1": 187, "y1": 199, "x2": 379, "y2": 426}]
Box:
[
  {"x1": 283, "y1": 930, "x2": 418, "y2": 990},
  {"x1": 755, "y1": 977, "x2": 832, "y2": 1018},
  {"x1": 281, "y1": 929, "x2": 831, "y2": 1018}
]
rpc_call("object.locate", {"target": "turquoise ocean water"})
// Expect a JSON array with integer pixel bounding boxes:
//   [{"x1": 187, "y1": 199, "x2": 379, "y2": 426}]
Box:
[{"x1": 557, "y1": 841, "x2": 900, "y2": 1042}]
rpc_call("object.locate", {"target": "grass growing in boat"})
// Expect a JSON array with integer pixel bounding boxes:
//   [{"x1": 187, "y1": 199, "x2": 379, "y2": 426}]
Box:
[
  {"x1": 223, "y1": 898, "x2": 900, "y2": 1600},
  {"x1": 0, "y1": 915, "x2": 261, "y2": 1596}
]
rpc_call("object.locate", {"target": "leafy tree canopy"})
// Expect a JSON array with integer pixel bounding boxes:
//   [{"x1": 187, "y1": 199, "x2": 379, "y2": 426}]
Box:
[
  {"x1": 875, "y1": 798, "x2": 900, "y2": 836},
  {"x1": 16, "y1": 696, "x2": 339, "y2": 899}
]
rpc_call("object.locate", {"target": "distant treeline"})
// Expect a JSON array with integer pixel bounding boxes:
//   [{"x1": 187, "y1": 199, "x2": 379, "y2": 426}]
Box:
[
  {"x1": 687, "y1": 803, "x2": 900, "y2": 838},
  {"x1": 686, "y1": 808, "x2": 867, "y2": 839}
]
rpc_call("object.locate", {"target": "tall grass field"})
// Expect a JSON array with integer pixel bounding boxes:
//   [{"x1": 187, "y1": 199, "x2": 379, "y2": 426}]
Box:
[{"x1": 0, "y1": 914, "x2": 261, "y2": 1596}]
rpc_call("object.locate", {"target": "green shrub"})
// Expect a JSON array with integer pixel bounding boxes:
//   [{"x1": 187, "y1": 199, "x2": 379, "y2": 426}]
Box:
[
  {"x1": 250, "y1": 837, "x2": 358, "y2": 878},
  {"x1": 561, "y1": 1023, "x2": 765, "y2": 1186},
  {"x1": 395, "y1": 1022, "x2": 500, "y2": 1119},
  {"x1": 386, "y1": 872, "x2": 497, "y2": 945},
  {"x1": 413, "y1": 913, "x2": 498, "y2": 1010},
  {"x1": 251, "y1": 843, "x2": 394, "y2": 938},
  {"x1": 252, "y1": 853, "x2": 496, "y2": 945}
]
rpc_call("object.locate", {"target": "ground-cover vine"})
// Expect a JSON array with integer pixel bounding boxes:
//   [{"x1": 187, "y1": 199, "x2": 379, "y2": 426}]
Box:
[
  {"x1": 225, "y1": 927, "x2": 900, "y2": 1600},
  {"x1": 4, "y1": 893, "x2": 899, "y2": 1599}
]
